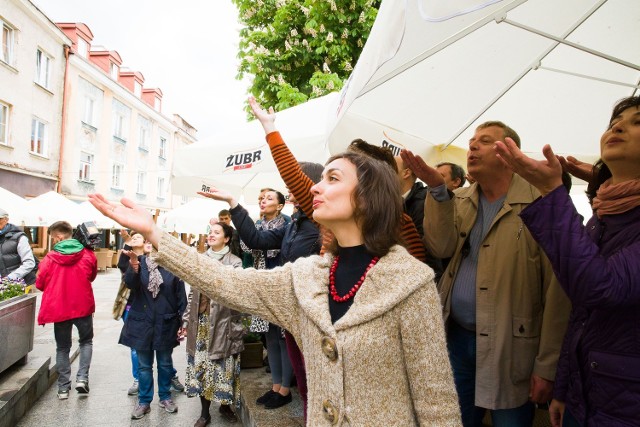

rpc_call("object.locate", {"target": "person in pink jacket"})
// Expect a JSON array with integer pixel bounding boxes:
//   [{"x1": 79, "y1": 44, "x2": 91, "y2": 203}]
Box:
[{"x1": 36, "y1": 221, "x2": 97, "y2": 400}]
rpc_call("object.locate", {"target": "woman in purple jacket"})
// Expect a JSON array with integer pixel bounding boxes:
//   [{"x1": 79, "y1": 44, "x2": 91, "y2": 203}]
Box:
[{"x1": 494, "y1": 96, "x2": 640, "y2": 427}]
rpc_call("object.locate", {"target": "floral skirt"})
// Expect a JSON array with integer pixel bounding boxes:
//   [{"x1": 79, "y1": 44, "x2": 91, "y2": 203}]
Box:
[{"x1": 184, "y1": 313, "x2": 241, "y2": 407}]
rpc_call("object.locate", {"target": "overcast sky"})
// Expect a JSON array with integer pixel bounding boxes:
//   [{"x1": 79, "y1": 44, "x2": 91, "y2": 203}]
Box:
[{"x1": 33, "y1": 0, "x2": 250, "y2": 143}]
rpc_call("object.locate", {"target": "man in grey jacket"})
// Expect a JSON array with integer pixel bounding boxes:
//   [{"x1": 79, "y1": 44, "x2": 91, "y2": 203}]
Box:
[{"x1": 0, "y1": 208, "x2": 37, "y2": 284}]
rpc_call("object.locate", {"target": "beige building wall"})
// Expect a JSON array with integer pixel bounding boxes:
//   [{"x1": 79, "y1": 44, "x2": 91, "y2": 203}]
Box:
[
  {"x1": 60, "y1": 50, "x2": 197, "y2": 212},
  {"x1": 0, "y1": 0, "x2": 71, "y2": 196}
]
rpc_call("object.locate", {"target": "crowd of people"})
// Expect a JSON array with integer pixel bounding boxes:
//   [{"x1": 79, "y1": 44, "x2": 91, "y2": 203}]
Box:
[{"x1": 3, "y1": 94, "x2": 638, "y2": 427}]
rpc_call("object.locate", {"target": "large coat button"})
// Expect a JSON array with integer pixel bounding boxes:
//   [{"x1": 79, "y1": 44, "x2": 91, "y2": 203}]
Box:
[
  {"x1": 321, "y1": 336, "x2": 338, "y2": 361},
  {"x1": 322, "y1": 399, "x2": 339, "y2": 424}
]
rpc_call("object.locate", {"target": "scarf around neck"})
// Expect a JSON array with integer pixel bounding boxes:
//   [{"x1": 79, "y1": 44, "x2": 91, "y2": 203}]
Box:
[
  {"x1": 592, "y1": 178, "x2": 640, "y2": 218},
  {"x1": 145, "y1": 256, "x2": 164, "y2": 299},
  {"x1": 250, "y1": 214, "x2": 286, "y2": 269},
  {"x1": 206, "y1": 245, "x2": 229, "y2": 261}
]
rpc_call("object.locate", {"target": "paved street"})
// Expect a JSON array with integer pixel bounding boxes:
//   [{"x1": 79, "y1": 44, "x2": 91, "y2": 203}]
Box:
[{"x1": 17, "y1": 268, "x2": 244, "y2": 427}]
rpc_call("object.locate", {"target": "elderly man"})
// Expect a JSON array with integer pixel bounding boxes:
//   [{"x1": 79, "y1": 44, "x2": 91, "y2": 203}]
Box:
[
  {"x1": 0, "y1": 208, "x2": 37, "y2": 284},
  {"x1": 401, "y1": 121, "x2": 571, "y2": 427}
]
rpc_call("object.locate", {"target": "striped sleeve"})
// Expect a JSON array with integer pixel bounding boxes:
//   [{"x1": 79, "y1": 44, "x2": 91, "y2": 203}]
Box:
[
  {"x1": 266, "y1": 131, "x2": 317, "y2": 225},
  {"x1": 401, "y1": 213, "x2": 427, "y2": 263}
]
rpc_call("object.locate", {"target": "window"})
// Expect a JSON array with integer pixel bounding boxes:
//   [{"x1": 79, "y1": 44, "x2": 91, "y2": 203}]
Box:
[
  {"x1": 113, "y1": 112, "x2": 126, "y2": 139},
  {"x1": 159, "y1": 137, "x2": 167, "y2": 159},
  {"x1": 2, "y1": 21, "x2": 13, "y2": 65},
  {"x1": 138, "y1": 117, "x2": 150, "y2": 150},
  {"x1": 157, "y1": 177, "x2": 166, "y2": 199},
  {"x1": 79, "y1": 152, "x2": 93, "y2": 181},
  {"x1": 134, "y1": 81, "x2": 142, "y2": 97},
  {"x1": 35, "y1": 49, "x2": 52, "y2": 88},
  {"x1": 136, "y1": 171, "x2": 146, "y2": 194},
  {"x1": 112, "y1": 163, "x2": 123, "y2": 188},
  {"x1": 154, "y1": 97, "x2": 161, "y2": 112},
  {"x1": 0, "y1": 102, "x2": 8, "y2": 145},
  {"x1": 83, "y1": 96, "x2": 95, "y2": 126},
  {"x1": 76, "y1": 38, "x2": 88, "y2": 58},
  {"x1": 30, "y1": 118, "x2": 47, "y2": 155},
  {"x1": 110, "y1": 63, "x2": 119, "y2": 80}
]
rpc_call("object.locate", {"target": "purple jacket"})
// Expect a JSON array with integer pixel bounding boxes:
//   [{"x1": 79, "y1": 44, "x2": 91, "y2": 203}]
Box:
[{"x1": 521, "y1": 186, "x2": 640, "y2": 426}]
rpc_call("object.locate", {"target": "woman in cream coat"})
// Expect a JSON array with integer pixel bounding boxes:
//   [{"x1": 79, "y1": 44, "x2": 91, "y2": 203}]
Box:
[{"x1": 90, "y1": 150, "x2": 461, "y2": 426}]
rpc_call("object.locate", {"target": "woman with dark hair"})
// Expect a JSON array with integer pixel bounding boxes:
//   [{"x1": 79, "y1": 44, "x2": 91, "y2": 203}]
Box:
[
  {"x1": 181, "y1": 223, "x2": 243, "y2": 426},
  {"x1": 494, "y1": 96, "x2": 640, "y2": 427},
  {"x1": 88, "y1": 148, "x2": 461, "y2": 425}
]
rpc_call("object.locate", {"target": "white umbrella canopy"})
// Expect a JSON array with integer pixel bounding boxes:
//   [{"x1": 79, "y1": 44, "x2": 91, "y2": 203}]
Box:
[
  {"x1": 22, "y1": 191, "x2": 84, "y2": 227},
  {"x1": 76, "y1": 201, "x2": 123, "y2": 229},
  {"x1": 0, "y1": 186, "x2": 29, "y2": 225},
  {"x1": 171, "y1": 93, "x2": 337, "y2": 203},
  {"x1": 328, "y1": 0, "x2": 640, "y2": 166}
]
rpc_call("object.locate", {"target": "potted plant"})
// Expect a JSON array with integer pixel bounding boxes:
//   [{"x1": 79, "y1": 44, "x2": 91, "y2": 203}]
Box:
[
  {"x1": 0, "y1": 277, "x2": 37, "y2": 374},
  {"x1": 240, "y1": 316, "x2": 264, "y2": 369}
]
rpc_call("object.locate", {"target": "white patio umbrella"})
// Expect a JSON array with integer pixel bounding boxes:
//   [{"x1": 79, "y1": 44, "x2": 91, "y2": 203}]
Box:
[
  {"x1": 22, "y1": 191, "x2": 84, "y2": 227},
  {"x1": 0, "y1": 186, "x2": 29, "y2": 225},
  {"x1": 171, "y1": 93, "x2": 337, "y2": 202},
  {"x1": 328, "y1": 0, "x2": 640, "y2": 167},
  {"x1": 76, "y1": 201, "x2": 123, "y2": 229}
]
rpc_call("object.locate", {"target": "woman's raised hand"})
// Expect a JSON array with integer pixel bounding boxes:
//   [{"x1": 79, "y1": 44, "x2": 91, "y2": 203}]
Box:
[
  {"x1": 559, "y1": 155, "x2": 593, "y2": 183},
  {"x1": 197, "y1": 188, "x2": 238, "y2": 208},
  {"x1": 400, "y1": 149, "x2": 445, "y2": 188},
  {"x1": 248, "y1": 96, "x2": 277, "y2": 134},
  {"x1": 494, "y1": 138, "x2": 563, "y2": 196},
  {"x1": 88, "y1": 194, "x2": 162, "y2": 247}
]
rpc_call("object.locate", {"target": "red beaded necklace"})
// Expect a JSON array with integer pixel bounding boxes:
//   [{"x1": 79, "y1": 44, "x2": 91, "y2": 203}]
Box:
[{"x1": 329, "y1": 255, "x2": 380, "y2": 303}]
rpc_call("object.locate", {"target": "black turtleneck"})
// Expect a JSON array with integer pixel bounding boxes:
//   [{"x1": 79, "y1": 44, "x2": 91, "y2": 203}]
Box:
[{"x1": 329, "y1": 245, "x2": 376, "y2": 323}]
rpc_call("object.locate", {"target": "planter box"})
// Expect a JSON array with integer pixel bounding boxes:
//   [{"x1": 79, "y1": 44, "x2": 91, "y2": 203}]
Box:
[
  {"x1": 240, "y1": 341, "x2": 264, "y2": 369},
  {"x1": 0, "y1": 294, "x2": 36, "y2": 375}
]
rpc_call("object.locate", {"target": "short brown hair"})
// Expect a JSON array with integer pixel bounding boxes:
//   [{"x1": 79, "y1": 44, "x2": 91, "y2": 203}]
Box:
[
  {"x1": 324, "y1": 151, "x2": 403, "y2": 257},
  {"x1": 477, "y1": 121, "x2": 521, "y2": 148},
  {"x1": 48, "y1": 221, "x2": 73, "y2": 237},
  {"x1": 348, "y1": 139, "x2": 398, "y2": 173}
]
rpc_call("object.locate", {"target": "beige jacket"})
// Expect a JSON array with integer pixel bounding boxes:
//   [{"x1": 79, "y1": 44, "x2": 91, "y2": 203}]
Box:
[
  {"x1": 424, "y1": 174, "x2": 571, "y2": 409},
  {"x1": 155, "y1": 233, "x2": 461, "y2": 426},
  {"x1": 182, "y1": 251, "x2": 244, "y2": 360}
]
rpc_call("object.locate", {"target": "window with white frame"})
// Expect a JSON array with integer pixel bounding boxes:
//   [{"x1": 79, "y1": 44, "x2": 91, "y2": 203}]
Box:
[
  {"x1": 83, "y1": 96, "x2": 95, "y2": 126},
  {"x1": 79, "y1": 152, "x2": 93, "y2": 181},
  {"x1": 154, "y1": 97, "x2": 161, "y2": 112},
  {"x1": 110, "y1": 63, "x2": 119, "y2": 80},
  {"x1": 136, "y1": 171, "x2": 146, "y2": 194},
  {"x1": 113, "y1": 112, "x2": 125, "y2": 139},
  {"x1": 76, "y1": 38, "x2": 88, "y2": 58},
  {"x1": 35, "y1": 49, "x2": 52, "y2": 89},
  {"x1": 134, "y1": 81, "x2": 142, "y2": 98},
  {"x1": 2, "y1": 21, "x2": 14, "y2": 65},
  {"x1": 138, "y1": 117, "x2": 150, "y2": 150},
  {"x1": 111, "y1": 163, "x2": 124, "y2": 188},
  {"x1": 30, "y1": 118, "x2": 47, "y2": 156},
  {"x1": 157, "y1": 177, "x2": 166, "y2": 199},
  {"x1": 0, "y1": 102, "x2": 9, "y2": 145},
  {"x1": 159, "y1": 136, "x2": 167, "y2": 159}
]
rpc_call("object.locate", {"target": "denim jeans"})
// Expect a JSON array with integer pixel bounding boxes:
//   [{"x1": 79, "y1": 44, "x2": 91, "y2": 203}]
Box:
[
  {"x1": 122, "y1": 309, "x2": 139, "y2": 380},
  {"x1": 54, "y1": 315, "x2": 93, "y2": 390},
  {"x1": 136, "y1": 348, "x2": 174, "y2": 404},
  {"x1": 266, "y1": 324, "x2": 293, "y2": 388},
  {"x1": 447, "y1": 320, "x2": 534, "y2": 427}
]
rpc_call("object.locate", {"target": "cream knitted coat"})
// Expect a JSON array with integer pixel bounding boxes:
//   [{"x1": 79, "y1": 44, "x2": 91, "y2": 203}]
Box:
[{"x1": 155, "y1": 233, "x2": 461, "y2": 426}]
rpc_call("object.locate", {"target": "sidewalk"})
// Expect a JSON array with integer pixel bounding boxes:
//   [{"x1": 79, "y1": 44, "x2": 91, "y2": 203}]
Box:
[{"x1": 12, "y1": 268, "x2": 303, "y2": 426}]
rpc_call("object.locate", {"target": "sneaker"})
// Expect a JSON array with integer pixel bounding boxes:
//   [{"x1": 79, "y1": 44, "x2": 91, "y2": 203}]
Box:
[
  {"x1": 170, "y1": 375, "x2": 185, "y2": 392},
  {"x1": 256, "y1": 389, "x2": 277, "y2": 405},
  {"x1": 75, "y1": 380, "x2": 90, "y2": 394},
  {"x1": 127, "y1": 379, "x2": 139, "y2": 396},
  {"x1": 159, "y1": 398, "x2": 178, "y2": 413},
  {"x1": 131, "y1": 403, "x2": 151, "y2": 419},
  {"x1": 264, "y1": 392, "x2": 292, "y2": 409},
  {"x1": 57, "y1": 388, "x2": 69, "y2": 400}
]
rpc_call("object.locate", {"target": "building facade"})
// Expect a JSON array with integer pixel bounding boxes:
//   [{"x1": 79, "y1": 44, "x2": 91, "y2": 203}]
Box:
[{"x1": 0, "y1": 0, "x2": 70, "y2": 197}]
